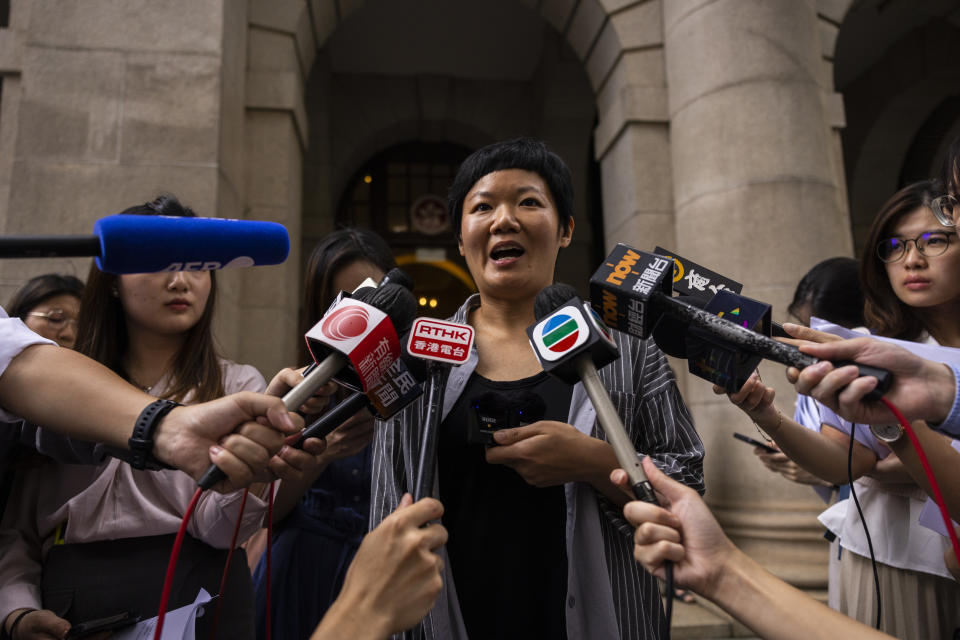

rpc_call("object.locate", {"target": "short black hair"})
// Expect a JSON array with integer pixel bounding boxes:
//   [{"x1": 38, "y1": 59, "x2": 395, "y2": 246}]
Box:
[
  {"x1": 120, "y1": 194, "x2": 196, "y2": 217},
  {"x1": 447, "y1": 138, "x2": 573, "y2": 238},
  {"x1": 788, "y1": 257, "x2": 864, "y2": 329}
]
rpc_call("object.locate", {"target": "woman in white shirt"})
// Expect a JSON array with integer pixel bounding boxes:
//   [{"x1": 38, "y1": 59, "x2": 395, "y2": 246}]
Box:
[{"x1": 723, "y1": 180, "x2": 960, "y2": 639}]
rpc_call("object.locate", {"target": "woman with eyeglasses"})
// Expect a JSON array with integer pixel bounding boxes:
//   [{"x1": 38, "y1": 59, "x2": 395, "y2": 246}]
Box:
[
  {"x1": 7, "y1": 274, "x2": 83, "y2": 349},
  {"x1": 720, "y1": 180, "x2": 960, "y2": 638}
]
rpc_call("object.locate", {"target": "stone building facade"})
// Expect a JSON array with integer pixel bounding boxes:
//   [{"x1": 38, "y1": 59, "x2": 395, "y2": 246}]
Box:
[{"x1": 1, "y1": 0, "x2": 959, "y2": 603}]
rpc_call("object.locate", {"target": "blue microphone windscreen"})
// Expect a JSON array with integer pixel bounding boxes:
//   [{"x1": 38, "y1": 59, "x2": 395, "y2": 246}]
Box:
[{"x1": 93, "y1": 214, "x2": 290, "y2": 274}]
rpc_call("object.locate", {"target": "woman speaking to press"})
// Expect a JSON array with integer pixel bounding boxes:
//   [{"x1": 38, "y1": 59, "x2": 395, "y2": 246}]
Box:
[{"x1": 369, "y1": 138, "x2": 704, "y2": 640}]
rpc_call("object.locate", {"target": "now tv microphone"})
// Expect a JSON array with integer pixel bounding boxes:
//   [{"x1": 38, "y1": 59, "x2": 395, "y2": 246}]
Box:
[
  {"x1": 528, "y1": 283, "x2": 657, "y2": 504},
  {"x1": 590, "y1": 244, "x2": 892, "y2": 397},
  {"x1": 197, "y1": 283, "x2": 416, "y2": 490},
  {"x1": 0, "y1": 214, "x2": 290, "y2": 273}
]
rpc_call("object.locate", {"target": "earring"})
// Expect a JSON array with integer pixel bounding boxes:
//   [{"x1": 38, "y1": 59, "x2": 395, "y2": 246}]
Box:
[{"x1": 111, "y1": 285, "x2": 120, "y2": 298}]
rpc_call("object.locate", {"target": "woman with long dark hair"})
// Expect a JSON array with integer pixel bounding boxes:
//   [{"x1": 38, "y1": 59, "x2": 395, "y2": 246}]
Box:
[
  {"x1": 0, "y1": 195, "x2": 271, "y2": 640},
  {"x1": 252, "y1": 228, "x2": 398, "y2": 640}
]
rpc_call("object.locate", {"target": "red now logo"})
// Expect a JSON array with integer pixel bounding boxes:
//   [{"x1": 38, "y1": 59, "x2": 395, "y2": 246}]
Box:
[
  {"x1": 321, "y1": 305, "x2": 370, "y2": 341},
  {"x1": 407, "y1": 318, "x2": 474, "y2": 365}
]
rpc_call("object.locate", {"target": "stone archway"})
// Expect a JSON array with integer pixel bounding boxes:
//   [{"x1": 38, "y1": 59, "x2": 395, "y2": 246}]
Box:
[{"x1": 238, "y1": 0, "x2": 673, "y2": 375}]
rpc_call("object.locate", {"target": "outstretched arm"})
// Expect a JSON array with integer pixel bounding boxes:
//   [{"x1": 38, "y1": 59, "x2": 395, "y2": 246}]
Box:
[
  {"x1": 782, "y1": 328, "x2": 957, "y2": 428},
  {"x1": 0, "y1": 344, "x2": 302, "y2": 491},
  {"x1": 612, "y1": 458, "x2": 893, "y2": 640},
  {"x1": 719, "y1": 373, "x2": 876, "y2": 485}
]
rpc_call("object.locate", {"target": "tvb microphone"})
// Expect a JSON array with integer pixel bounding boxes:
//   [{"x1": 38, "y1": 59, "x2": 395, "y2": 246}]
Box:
[
  {"x1": 590, "y1": 244, "x2": 892, "y2": 398},
  {"x1": 405, "y1": 317, "x2": 476, "y2": 501},
  {"x1": 0, "y1": 214, "x2": 290, "y2": 273},
  {"x1": 527, "y1": 283, "x2": 657, "y2": 504},
  {"x1": 197, "y1": 283, "x2": 416, "y2": 490}
]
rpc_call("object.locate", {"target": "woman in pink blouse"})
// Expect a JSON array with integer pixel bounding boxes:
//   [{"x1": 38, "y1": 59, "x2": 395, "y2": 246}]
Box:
[{"x1": 0, "y1": 196, "x2": 271, "y2": 640}]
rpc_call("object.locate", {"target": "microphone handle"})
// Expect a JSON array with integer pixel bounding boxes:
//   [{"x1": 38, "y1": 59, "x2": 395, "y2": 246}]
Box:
[
  {"x1": 414, "y1": 364, "x2": 446, "y2": 501},
  {"x1": 0, "y1": 235, "x2": 101, "y2": 258},
  {"x1": 197, "y1": 352, "x2": 348, "y2": 490},
  {"x1": 575, "y1": 356, "x2": 658, "y2": 505},
  {"x1": 294, "y1": 391, "x2": 370, "y2": 447},
  {"x1": 654, "y1": 292, "x2": 892, "y2": 399},
  {"x1": 282, "y1": 353, "x2": 347, "y2": 411}
]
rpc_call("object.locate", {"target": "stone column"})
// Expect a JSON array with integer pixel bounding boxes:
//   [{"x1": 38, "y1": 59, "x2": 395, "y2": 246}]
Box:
[
  {"x1": 234, "y1": 0, "x2": 313, "y2": 376},
  {"x1": 663, "y1": 0, "x2": 854, "y2": 591}
]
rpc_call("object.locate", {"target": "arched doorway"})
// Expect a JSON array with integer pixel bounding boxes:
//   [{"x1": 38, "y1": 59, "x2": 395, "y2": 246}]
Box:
[{"x1": 336, "y1": 140, "x2": 475, "y2": 318}]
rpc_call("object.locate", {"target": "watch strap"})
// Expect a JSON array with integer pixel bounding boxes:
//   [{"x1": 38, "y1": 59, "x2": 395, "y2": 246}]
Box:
[{"x1": 128, "y1": 399, "x2": 180, "y2": 470}]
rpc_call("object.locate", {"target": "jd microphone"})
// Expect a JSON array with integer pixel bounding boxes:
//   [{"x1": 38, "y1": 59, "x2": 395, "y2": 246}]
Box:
[
  {"x1": 0, "y1": 214, "x2": 290, "y2": 273},
  {"x1": 527, "y1": 283, "x2": 657, "y2": 504},
  {"x1": 197, "y1": 283, "x2": 416, "y2": 490},
  {"x1": 590, "y1": 244, "x2": 892, "y2": 397}
]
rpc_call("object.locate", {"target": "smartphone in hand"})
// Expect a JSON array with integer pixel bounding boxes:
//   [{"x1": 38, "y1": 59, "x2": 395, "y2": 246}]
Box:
[
  {"x1": 732, "y1": 432, "x2": 778, "y2": 454},
  {"x1": 67, "y1": 611, "x2": 139, "y2": 638}
]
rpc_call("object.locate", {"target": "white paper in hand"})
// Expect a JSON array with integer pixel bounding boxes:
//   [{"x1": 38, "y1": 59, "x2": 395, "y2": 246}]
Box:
[{"x1": 111, "y1": 589, "x2": 213, "y2": 640}]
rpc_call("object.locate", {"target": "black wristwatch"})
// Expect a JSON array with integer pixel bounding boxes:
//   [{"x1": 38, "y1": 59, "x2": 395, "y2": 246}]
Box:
[{"x1": 128, "y1": 399, "x2": 181, "y2": 470}]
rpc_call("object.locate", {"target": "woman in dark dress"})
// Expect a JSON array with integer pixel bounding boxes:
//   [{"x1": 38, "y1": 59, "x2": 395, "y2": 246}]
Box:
[{"x1": 252, "y1": 229, "x2": 397, "y2": 640}]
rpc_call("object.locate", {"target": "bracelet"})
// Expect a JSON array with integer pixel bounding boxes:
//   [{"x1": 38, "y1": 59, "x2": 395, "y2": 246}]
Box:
[
  {"x1": 753, "y1": 411, "x2": 783, "y2": 440},
  {"x1": 6, "y1": 609, "x2": 36, "y2": 640},
  {"x1": 129, "y1": 399, "x2": 181, "y2": 470}
]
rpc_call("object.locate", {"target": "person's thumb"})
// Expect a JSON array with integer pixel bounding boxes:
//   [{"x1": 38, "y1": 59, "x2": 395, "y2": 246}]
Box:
[{"x1": 640, "y1": 456, "x2": 686, "y2": 502}]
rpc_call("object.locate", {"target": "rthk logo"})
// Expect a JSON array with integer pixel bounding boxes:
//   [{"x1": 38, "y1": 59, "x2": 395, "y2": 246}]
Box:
[{"x1": 407, "y1": 318, "x2": 474, "y2": 364}]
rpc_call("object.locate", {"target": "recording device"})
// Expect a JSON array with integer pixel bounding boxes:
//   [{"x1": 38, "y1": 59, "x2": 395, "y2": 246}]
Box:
[
  {"x1": 405, "y1": 316, "x2": 476, "y2": 500},
  {"x1": 0, "y1": 214, "x2": 290, "y2": 273},
  {"x1": 589, "y1": 244, "x2": 892, "y2": 398},
  {"x1": 528, "y1": 283, "x2": 658, "y2": 504},
  {"x1": 467, "y1": 391, "x2": 546, "y2": 446},
  {"x1": 732, "y1": 432, "x2": 778, "y2": 454},
  {"x1": 67, "y1": 611, "x2": 139, "y2": 638},
  {"x1": 198, "y1": 283, "x2": 416, "y2": 490}
]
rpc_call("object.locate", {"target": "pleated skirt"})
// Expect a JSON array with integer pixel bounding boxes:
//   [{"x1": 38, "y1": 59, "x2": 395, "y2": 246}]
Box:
[{"x1": 837, "y1": 549, "x2": 960, "y2": 639}]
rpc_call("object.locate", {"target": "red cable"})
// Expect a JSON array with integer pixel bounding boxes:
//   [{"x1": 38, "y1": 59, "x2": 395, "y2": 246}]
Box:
[
  {"x1": 265, "y1": 482, "x2": 274, "y2": 640},
  {"x1": 154, "y1": 486, "x2": 203, "y2": 640},
  {"x1": 207, "y1": 488, "x2": 251, "y2": 640},
  {"x1": 880, "y1": 397, "x2": 960, "y2": 563}
]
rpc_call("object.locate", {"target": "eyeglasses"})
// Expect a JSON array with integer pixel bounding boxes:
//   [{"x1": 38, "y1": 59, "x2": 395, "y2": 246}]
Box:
[
  {"x1": 876, "y1": 230, "x2": 953, "y2": 263},
  {"x1": 27, "y1": 309, "x2": 78, "y2": 328},
  {"x1": 932, "y1": 195, "x2": 957, "y2": 227}
]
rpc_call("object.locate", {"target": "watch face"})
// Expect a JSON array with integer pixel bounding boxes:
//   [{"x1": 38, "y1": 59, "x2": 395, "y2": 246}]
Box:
[{"x1": 870, "y1": 422, "x2": 902, "y2": 442}]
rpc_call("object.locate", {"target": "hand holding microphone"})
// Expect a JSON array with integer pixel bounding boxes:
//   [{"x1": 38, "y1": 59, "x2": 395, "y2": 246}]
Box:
[
  {"x1": 590, "y1": 244, "x2": 893, "y2": 400},
  {"x1": 197, "y1": 283, "x2": 416, "y2": 490},
  {"x1": 526, "y1": 283, "x2": 658, "y2": 504}
]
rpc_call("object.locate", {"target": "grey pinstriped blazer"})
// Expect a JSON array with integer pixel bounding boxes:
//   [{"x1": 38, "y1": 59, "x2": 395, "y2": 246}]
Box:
[{"x1": 370, "y1": 295, "x2": 705, "y2": 640}]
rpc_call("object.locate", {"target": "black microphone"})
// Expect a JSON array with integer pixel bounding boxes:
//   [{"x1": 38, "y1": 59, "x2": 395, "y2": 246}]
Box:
[
  {"x1": 590, "y1": 244, "x2": 892, "y2": 398},
  {"x1": 467, "y1": 390, "x2": 546, "y2": 445},
  {"x1": 527, "y1": 283, "x2": 657, "y2": 504},
  {"x1": 404, "y1": 317, "x2": 476, "y2": 501},
  {"x1": 197, "y1": 284, "x2": 416, "y2": 490},
  {"x1": 293, "y1": 344, "x2": 427, "y2": 446},
  {"x1": 0, "y1": 214, "x2": 290, "y2": 273}
]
